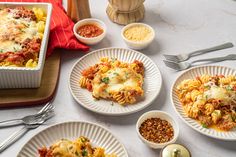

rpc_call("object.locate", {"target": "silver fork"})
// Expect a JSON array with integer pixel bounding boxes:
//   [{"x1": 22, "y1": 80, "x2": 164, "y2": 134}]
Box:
[
  {"x1": 163, "y1": 42, "x2": 234, "y2": 62},
  {"x1": 0, "y1": 110, "x2": 54, "y2": 153},
  {"x1": 163, "y1": 54, "x2": 236, "y2": 71},
  {"x1": 0, "y1": 102, "x2": 54, "y2": 127}
]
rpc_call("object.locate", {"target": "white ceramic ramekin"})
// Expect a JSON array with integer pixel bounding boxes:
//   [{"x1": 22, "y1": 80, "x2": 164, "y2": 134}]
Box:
[
  {"x1": 73, "y1": 18, "x2": 107, "y2": 45},
  {"x1": 136, "y1": 110, "x2": 179, "y2": 149},
  {"x1": 121, "y1": 23, "x2": 155, "y2": 50}
]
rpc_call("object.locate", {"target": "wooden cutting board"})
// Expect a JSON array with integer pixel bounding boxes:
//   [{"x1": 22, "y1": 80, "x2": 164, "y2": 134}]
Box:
[{"x1": 0, "y1": 50, "x2": 61, "y2": 108}]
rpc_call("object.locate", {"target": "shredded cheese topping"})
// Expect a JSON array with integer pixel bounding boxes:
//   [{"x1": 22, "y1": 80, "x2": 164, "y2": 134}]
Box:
[{"x1": 0, "y1": 9, "x2": 38, "y2": 53}]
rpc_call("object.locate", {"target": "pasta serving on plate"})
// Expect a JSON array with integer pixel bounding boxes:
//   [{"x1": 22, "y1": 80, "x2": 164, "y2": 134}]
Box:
[
  {"x1": 0, "y1": 6, "x2": 46, "y2": 68},
  {"x1": 79, "y1": 57, "x2": 144, "y2": 105},
  {"x1": 38, "y1": 136, "x2": 117, "y2": 157},
  {"x1": 177, "y1": 74, "x2": 236, "y2": 131}
]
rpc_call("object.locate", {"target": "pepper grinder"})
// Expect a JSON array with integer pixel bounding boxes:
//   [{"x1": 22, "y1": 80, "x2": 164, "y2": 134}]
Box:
[{"x1": 67, "y1": 0, "x2": 91, "y2": 22}]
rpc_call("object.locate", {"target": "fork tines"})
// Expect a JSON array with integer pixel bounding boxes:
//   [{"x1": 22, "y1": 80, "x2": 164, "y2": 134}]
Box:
[
  {"x1": 31, "y1": 107, "x2": 55, "y2": 125},
  {"x1": 163, "y1": 60, "x2": 181, "y2": 70},
  {"x1": 163, "y1": 54, "x2": 184, "y2": 63}
]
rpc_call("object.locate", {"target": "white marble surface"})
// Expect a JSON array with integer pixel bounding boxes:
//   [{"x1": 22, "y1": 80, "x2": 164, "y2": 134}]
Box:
[{"x1": 1, "y1": 0, "x2": 236, "y2": 156}]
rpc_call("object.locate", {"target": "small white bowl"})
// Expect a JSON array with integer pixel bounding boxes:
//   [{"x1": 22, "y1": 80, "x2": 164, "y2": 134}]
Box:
[
  {"x1": 73, "y1": 18, "x2": 106, "y2": 45},
  {"x1": 121, "y1": 23, "x2": 155, "y2": 50},
  {"x1": 136, "y1": 110, "x2": 179, "y2": 149}
]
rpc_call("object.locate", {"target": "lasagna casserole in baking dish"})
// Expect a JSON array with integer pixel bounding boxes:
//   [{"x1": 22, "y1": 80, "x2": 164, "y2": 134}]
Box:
[{"x1": 0, "y1": 3, "x2": 52, "y2": 88}]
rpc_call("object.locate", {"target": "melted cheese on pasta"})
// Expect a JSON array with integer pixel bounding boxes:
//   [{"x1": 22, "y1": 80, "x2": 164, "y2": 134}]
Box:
[
  {"x1": 0, "y1": 9, "x2": 38, "y2": 53},
  {"x1": 0, "y1": 41, "x2": 22, "y2": 53},
  {"x1": 51, "y1": 140, "x2": 74, "y2": 155},
  {"x1": 204, "y1": 86, "x2": 229, "y2": 101},
  {"x1": 92, "y1": 68, "x2": 143, "y2": 98}
]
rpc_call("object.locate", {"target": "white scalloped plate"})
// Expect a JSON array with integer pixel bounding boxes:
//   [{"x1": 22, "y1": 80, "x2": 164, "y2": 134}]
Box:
[
  {"x1": 171, "y1": 66, "x2": 236, "y2": 140},
  {"x1": 69, "y1": 48, "x2": 162, "y2": 115},
  {"x1": 17, "y1": 121, "x2": 128, "y2": 157}
]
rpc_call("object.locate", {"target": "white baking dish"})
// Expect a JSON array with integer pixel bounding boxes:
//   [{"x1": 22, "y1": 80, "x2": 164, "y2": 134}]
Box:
[{"x1": 0, "y1": 2, "x2": 52, "y2": 88}]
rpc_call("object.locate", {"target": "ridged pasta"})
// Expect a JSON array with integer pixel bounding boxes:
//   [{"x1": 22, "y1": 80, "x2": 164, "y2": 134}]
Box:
[
  {"x1": 183, "y1": 92, "x2": 191, "y2": 103},
  {"x1": 79, "y1": 76, "x2": 90, "y2": 88},
  {"x1": 25, "y1": 59, "x2": 37, "y2": 68},
  {"x1": 184, "y1": 103, "x2": 199, "y2": 119},
  {"x1": 199, "y1": 74, "x2": 211, "y2": 83},
  {"x1": 129, "y1": 60, "x2": 144, "y2": 76},
  {"x1": 113, "y1": 92, "x2": 126, "y2": 105},
  {"x1": 204, "y1": 103, "x2": 214, "y2": 116},
  {"x1": 219, "y1": 75, "x2": 236, "y2": 85},
  {"x1": 230, "y1": 81, "x2": 236, "y2": 86},
  {"x1": 211, "y1": 110, "x2": 221, "y2": 124},
  {"x1": 177, "y1": 74, "x2": 236, "y2": 131},
  {"x1": 190, "y1": 90, "x2": 201, "y2": 101},
  {"x1": 33, "y1": 7, "x2": 46, "y2": 21},
  {"x1": 177, "y1": 79, "x2": 201, "y2": 91},
  {"x1": 112, "y1": 92, "x2": 137, "y2": 105},
  {"x1": 99, "y1": 65, "x2": 109, "y2": 73},
  {"x1": 36, "y1": 21, "x2": 45, "y2": 33}
]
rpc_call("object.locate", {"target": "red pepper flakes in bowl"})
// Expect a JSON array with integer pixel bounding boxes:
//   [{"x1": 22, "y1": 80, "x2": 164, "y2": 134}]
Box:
[{"x1": 139, "y1": 118, "x2": 174, "y2": 143}]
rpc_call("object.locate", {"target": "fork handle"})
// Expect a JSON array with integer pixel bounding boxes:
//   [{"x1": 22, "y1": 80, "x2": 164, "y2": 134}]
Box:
[
  {"x1": 0, "y1": 119, "x2": 23, "y2": 128},
  {"x1": 0, "y1": 126, "x2": 29, "y2": 153},
  {"x1": 191, "y1": 54, "x2": 236, "y2": 64},
  {"x1": 189, "y1": 42, "x2": 234, "y2": 57}
]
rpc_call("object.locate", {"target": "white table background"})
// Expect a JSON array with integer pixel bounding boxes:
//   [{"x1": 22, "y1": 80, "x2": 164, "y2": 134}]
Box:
[{"x1": 1, "y1": 0, "x2": 236, "y2": 156}]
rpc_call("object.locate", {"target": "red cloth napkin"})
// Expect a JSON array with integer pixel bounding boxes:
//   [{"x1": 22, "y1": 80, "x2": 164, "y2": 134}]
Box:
[{"x1": 0, "y1": 0, "x2": 89, "y2": 57}]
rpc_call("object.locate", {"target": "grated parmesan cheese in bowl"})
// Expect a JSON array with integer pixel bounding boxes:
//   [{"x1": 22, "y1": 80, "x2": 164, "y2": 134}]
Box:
[
  {"x1": 123, "y1": 25, "x2": 152, "y2": 42},
  {"x1": 121, "y1": 23, "x2": 155, "y2": 50}
]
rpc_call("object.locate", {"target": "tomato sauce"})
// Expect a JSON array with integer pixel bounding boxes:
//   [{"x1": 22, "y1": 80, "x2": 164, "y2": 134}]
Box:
[{"x1": 77, "y1": 24, "x2": 103, "y2": 38}]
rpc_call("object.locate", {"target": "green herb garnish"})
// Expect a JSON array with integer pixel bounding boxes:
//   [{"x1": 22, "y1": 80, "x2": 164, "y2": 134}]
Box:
[
  {"x1": 226, "y1": 85, "x2": 232, "y2": 91},
  {"x1": 82, "y1": 149, "x2": 88, "y2": 156},
  {"x1": 202, "y1": 123, "x2": 208, "y2": 128},
  {"x1": 101, "y1": 77, "x2": 109, "y2": 84},
  {"x1": 113, "y1": 72, "x2": 119, "y2": 76},
  {"x1": 0, "y1": 49, "x2": 3, "y2": 53},
  {"x1": 111, "y1": 57, "x2": 117, "y2": 62},
  {"x1": 13, "y1": 47, "x2": 17, "y2": 52}
]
